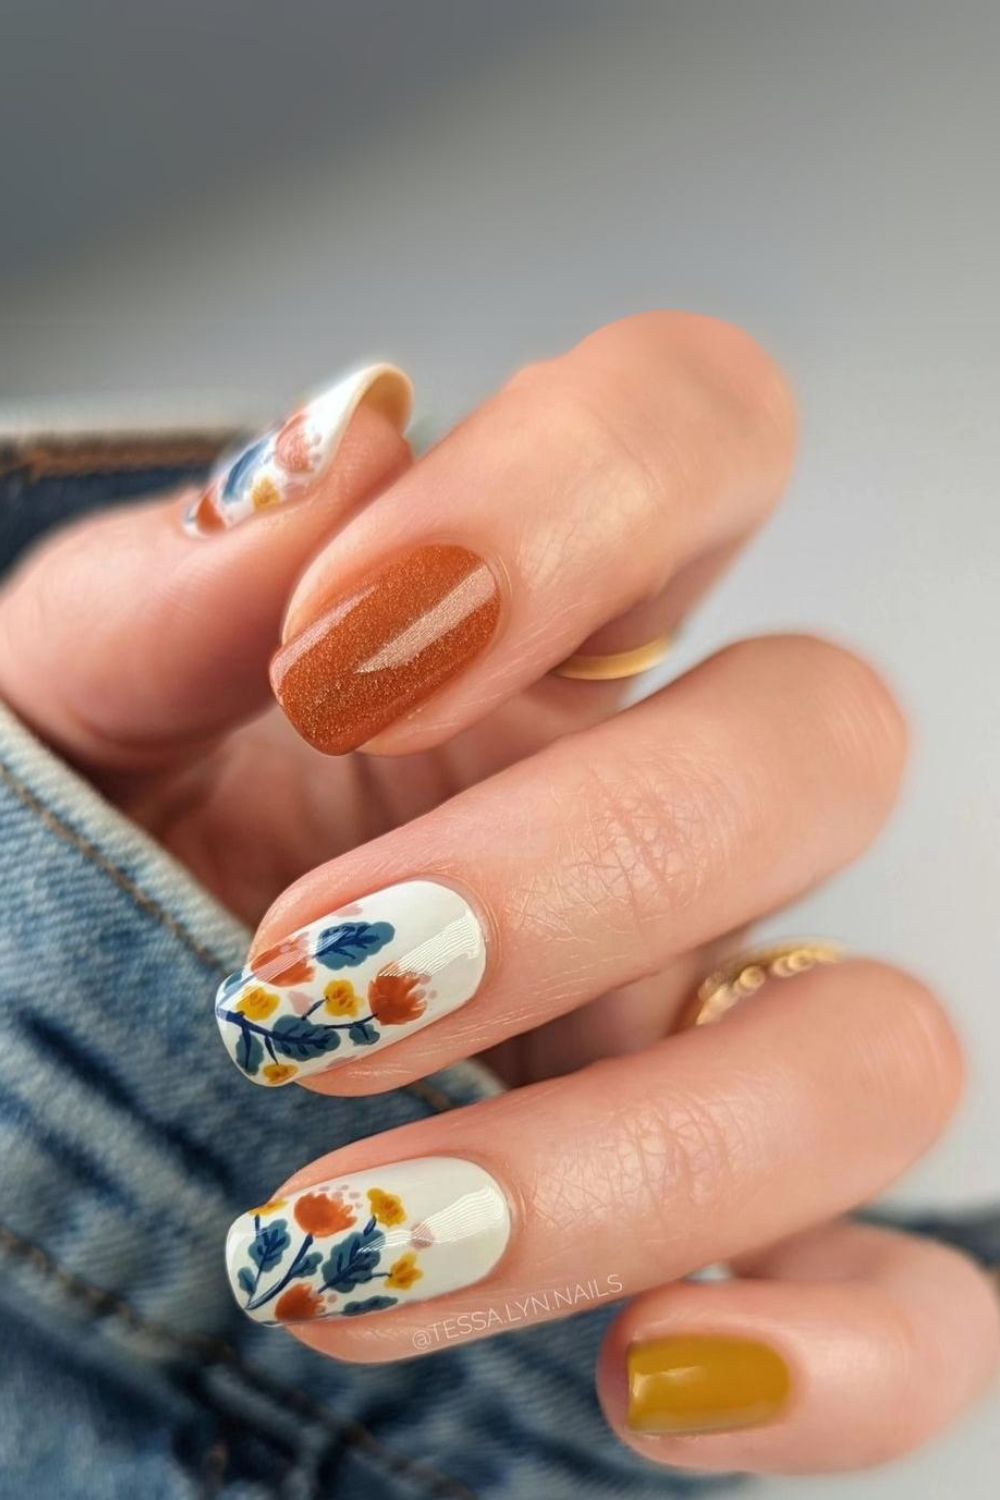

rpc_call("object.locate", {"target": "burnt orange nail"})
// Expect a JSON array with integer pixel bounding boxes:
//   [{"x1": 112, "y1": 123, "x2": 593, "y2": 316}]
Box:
[{"x1": 271, "y1": 544, "x2": 501, "y2": 754}]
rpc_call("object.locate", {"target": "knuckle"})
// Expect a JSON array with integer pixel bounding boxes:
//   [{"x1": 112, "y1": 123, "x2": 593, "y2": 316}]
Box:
[
  {"x1": 511, "y1": 364, "x2": 664, "y2": 504},
  {"x1": 585, "y1": 311, "x2": 797, "y2": 471},
  {"x1": 586, "y1": 1066, "x2": 745, "y2": 1244},
  {"x1": 807, "y1": 635, "x2": 908, "y2": 739},
  {"x1": 728, "y1": 633, "x2": 910, "y2": 796},
  {"x1": 850, "y1": 960, "x2": 965, "y2": 1139},
  {"x1": 506, "y1": 312, "x2": 797, "y2": 559},
  {"x1": 818, "y1": 641, "x2": 910, "y2": 797},
  {"x1": 564, "y1": 752, "x2": 742, "y2": 957},
  {"x1": 860, "y1": 1294, "x2": 947, "y2": 1463},
  {"x1": 502, "y1": 365, "x2": 671, "y2": 590},
  {"x1": 869, "y1": 1239, "x2": 1000, "y2": 1462},
  {"x1": 654, "y1": 1088, "x2": 748, "y2": 1215}
]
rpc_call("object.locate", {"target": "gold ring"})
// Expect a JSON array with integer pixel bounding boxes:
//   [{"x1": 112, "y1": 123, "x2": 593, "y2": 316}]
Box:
[
  {"x1": 678, "y1": 940, "x2": 844, "y2": 1031},
  {"x1": 552, "y1": 632, "x2": 673, "y2": 682}
]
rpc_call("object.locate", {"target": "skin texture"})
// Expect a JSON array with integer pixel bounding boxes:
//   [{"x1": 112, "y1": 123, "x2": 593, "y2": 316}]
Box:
[{"x1": 0, "y1": 313, "x2": 995, "y2": 1475}]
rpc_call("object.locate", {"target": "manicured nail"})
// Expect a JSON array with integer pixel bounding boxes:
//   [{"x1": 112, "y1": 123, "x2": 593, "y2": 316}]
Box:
[
  {"x1": 627, "y1": 1337, "x2": 791, "y2": 1436},
  {"x1": 271, "y1": 544, "x2": 501, "y2": 754},
  {"x1": 215, "y1": 880, "x2": 487, "y2": 1086},
  {"x1": 184, "y1": 363, "x2": 412, "y2": 534},
  {"x1": 226, "y1": 1157, "x2": 510, "y2": 1324}
]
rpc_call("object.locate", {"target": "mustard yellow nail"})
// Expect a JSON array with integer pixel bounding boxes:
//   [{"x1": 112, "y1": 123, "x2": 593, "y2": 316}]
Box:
[{"x1": 627, "y1": 1336, "x2": 791, "y2": 1436}]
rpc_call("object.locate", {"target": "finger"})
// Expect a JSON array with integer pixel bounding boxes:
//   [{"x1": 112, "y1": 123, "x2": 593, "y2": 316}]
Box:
[
  {"x1": 483, "y1": 929, "x2": 754, "y2": 1084},
  {"x1": 269, "y1": 311, "x2": 796, "y2": 757},
  {"x1": 222, "y1": 958, "x2": 962, "y2": 1362},
  {"x1": 0, "y1": 366, "x2": 412, "y2": 772},
  {"x1": 216, "y1": 634, "x2": 905, "y2": 1091},
  {"x1": 597, "y1": 1219, "x2": 999, "y2": 1473}
]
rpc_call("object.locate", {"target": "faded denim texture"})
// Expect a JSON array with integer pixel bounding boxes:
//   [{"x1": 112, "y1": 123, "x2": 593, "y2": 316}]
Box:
[
  {"x1": 0, "y1": 437, "x2": 995, "y2": 1499},
  {"x1": 0, "y1": 440, "x2": 725, "y2": 1499}
]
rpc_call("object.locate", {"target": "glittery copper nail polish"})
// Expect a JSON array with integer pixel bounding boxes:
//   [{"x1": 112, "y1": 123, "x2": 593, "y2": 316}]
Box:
[{"x1": 271, "y1": 545, "x2": 501, "y2": 754}]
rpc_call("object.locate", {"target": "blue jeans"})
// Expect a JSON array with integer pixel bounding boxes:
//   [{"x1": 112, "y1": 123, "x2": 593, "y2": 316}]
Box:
[{"x1": 0, "y1": 432, "x2": 996, "y2": 1499}]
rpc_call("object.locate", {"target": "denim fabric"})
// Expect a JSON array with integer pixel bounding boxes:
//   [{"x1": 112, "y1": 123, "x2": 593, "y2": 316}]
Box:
[
  {"x1": 0, "y1": 443, "x2": 996, "y2": 1500},
  {"x1": 0, "y1": 449, "x2": 727, "y2": 1500}
]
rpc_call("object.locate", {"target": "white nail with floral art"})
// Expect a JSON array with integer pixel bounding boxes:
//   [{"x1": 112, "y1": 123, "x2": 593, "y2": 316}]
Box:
[
  {"x1": 214, "y1": 880, "x2": 487, "y2": 1086},
  {"x1": 184, "y1": 362, "x2": 412, "y2": 534},
  {"x1": 226, "y1": 1157, "x2": 510, "y2": 1325}
]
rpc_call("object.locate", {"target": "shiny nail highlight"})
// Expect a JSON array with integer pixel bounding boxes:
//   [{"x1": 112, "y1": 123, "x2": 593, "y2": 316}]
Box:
[
  {"x1": 627, "y1": 1336, "x2": 791, "y2": 1436},
  {"x1": 215, "y1": 880, "x2": 487, "y2": 1086},
  {"x1": 184, "y1": 363, "x2": 412, "y2": 534},
  {"x1": 271, "y1": 544, "x2": 501, "y2": 754},
  {"x1": 226, "y1": 1157, "x2": 510, "y2": 1324}
]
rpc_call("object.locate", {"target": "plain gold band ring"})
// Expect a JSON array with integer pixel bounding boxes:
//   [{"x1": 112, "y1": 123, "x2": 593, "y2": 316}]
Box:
[{"x1": 552, "y1": 632, "x2": 674, "y2": 682}]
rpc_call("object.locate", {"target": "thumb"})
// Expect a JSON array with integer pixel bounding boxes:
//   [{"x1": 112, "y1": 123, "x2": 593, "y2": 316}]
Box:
[{"x1": 0, "y1": 365, "x2": 412, "y2": 772}]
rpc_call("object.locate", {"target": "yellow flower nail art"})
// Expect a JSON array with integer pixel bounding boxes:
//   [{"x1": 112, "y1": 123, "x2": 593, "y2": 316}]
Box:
[
  {"x1": 384, "y1": 1252, "x2": 423, "y2": 1292},
  {"x1": 367, "y1": 1188, "x2": 406, "y2": 1227},
  {"x1": 235, "y1": 987, "x2": 280, "y2": 1022},
  {"x1": 215, "y1": 882, "x2": 488, "y2": 1087},
  {"x1": 323, "y1": 979, "x2": 361, "y2": 1018},
  {"x1": 226, "y1": 1161, "x2": 510, "y2": 1326},
  {"x1": 262, "y1": 1062, "x2": 298, "y2": 1085},
  {"x1": 251, "y1": 476, "x2": 281, "y2": 511}
]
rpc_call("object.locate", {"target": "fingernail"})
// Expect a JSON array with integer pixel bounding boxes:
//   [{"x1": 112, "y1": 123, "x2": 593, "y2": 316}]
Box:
[
  {"x1": 270, "y1": 544, "x2": 501, "y2": 754},
  {"x1": 627, "y1": 1337, "x2": 791, "y2": 1435},
  {"x1": 215, "y1": 880, "x2": 487, "y2": 1086},
  {"x1": 226, "y1": 1157, "x2": 510, "y2": 1324},
  {"x1": 184, "y1": 363, "x2": 412, "y2": 535}
]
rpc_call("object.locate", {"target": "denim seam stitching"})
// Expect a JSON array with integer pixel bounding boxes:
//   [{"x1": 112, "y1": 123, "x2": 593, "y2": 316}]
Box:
[
  {"x1": 0, "y1": 435, "x2": 229, "y2": 480},
  {"x1": 0, "y1": 754, "x2": 459, "y2": 1116},
  {"x1": 0, "y1": 1221, "x2": 476, "y2": 1500}
]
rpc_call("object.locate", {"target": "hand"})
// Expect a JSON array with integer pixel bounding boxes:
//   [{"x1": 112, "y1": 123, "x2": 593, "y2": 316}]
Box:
[{"x1": 2, "y1": 314, "x2": 995, "y2": 1475}]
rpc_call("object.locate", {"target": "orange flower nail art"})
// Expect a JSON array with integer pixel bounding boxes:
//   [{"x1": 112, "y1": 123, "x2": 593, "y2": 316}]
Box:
[
  {"x1": 293, "y1": 1192, "x2": 356, "y2": 1237},
  {"x1": 184, "y1": 365, "x2": 412, "y2": 535},
  {"x1": 227, "y1": 1160, "x2": 511, "y2": 1326},
  {"x1": 368, "y1": 968, "x2": 428, "y2": 1026},
  {"x1": 215, "y1": 882, "x2": 486, "y2": 1086},
  {"x1": 274, "y1": 1285, "x2": 325, "y2": 1322},
  {"x1": 251, "y1": 934, "x2": 315, "y2": 987}
]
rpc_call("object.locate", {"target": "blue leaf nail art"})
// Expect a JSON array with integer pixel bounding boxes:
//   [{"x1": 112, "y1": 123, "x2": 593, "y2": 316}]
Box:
[
  {"x1": 249, "y1": 1220, "x2": 291, "y2": 1274},
  {"x1": 321, "y1": 1219, "x2": 385, "y2": 1294},
  {"x1": 214, "y1": 882, "x2": 487, "y2": 1087},
  {"x1": 222, "y1": 433, "x2": 272, "y2": 501},
  {"x1": 270, "y1": 1014, "x2": 343, "y2": 1060},
  {"x1": 314, "y1": 921, "x2": 395, "y2": 969},
  {"x1": 236, "y1": 1027, "x2": 264, "y2": 1076},
  {"x1": 341, "y1": 1296, "x2": 398, "y2": 1316}
]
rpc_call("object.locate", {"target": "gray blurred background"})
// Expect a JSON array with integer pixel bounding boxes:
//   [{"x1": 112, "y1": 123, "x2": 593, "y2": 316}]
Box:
[{"x1": 2, "y1": 1, "x2": 998, "y2": 1493}]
